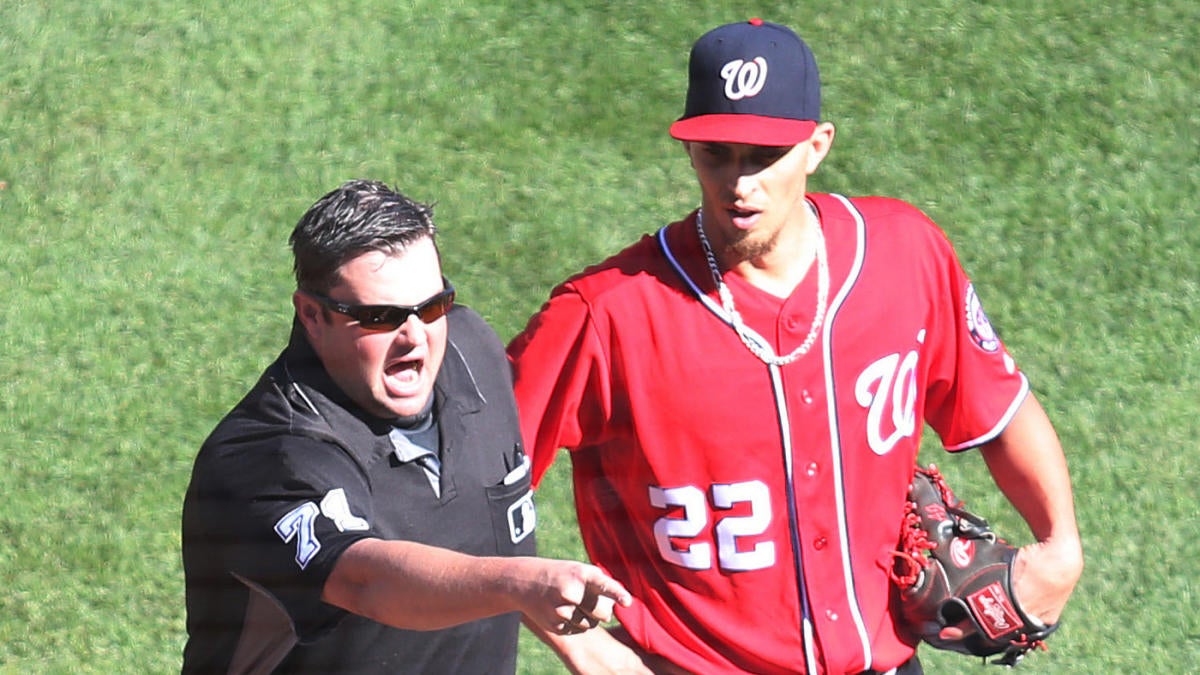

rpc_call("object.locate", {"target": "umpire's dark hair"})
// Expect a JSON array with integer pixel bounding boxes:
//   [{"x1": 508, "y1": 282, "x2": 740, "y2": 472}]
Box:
[{"x1": 289, "y1": 179, "x2": 439, "y2": 293}]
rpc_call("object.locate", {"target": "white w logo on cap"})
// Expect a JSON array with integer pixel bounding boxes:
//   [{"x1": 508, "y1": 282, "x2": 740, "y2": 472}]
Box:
[{"x1": 720, "y1": 57, "x2": 768, "y2": 100}]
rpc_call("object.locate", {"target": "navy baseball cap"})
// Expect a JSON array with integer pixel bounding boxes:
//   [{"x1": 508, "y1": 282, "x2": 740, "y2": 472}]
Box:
[{"x1": 669, "y1": 19, "x2": 821, "y2": 146}]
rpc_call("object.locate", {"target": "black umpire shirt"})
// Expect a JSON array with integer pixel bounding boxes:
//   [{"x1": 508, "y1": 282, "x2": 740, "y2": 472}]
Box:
[{"x1": 182, "y1": 306, "x2": 536, "y2": 674}]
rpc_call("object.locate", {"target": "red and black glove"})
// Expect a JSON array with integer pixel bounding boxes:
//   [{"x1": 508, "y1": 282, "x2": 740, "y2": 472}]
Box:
[{"x1": 891, "y1": 465, "x2": 1058, "y2": 667}]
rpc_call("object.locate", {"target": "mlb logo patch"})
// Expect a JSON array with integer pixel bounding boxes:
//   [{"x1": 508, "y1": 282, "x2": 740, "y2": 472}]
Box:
[{"x1": 507, "y1": 490, "x2": 536, "y2": 544}]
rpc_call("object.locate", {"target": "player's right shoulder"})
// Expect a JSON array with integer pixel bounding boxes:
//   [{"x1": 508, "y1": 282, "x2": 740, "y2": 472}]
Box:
[{"x1": 553, "y1": 229, "x2": 678, "y2": 304}]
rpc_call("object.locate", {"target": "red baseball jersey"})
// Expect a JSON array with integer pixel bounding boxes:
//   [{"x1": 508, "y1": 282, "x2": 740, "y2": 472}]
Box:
[{"x1": 507, "y1": 194, "x2": 1028, "y2": 674}]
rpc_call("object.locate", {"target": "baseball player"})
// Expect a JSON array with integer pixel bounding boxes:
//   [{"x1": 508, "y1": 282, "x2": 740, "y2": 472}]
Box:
[
  {"x1": 182, "y1": 180, "x2": 628, "y2": 674},
  {"x1": 508, "y1": 20, "x2": 1082, "y2": 674}
]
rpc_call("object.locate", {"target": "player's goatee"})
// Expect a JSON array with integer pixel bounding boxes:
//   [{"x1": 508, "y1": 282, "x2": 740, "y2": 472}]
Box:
[{"x1": 728, "y1": 228, "x2": 780, "y2": 262}]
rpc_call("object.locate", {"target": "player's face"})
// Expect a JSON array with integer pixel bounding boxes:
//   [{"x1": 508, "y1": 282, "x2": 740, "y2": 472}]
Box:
[
  {"x1": 294, "y1": 238, "x2": 448, "y2": 420},
  {"x1": 686, "y1": 123, "x2": 833, "y2": 262}
]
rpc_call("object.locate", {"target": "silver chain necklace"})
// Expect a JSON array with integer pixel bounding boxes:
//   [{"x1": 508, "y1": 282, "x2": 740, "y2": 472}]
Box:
[{"x1": 695, "y1": 206, "x2": 830, "y2": 366}]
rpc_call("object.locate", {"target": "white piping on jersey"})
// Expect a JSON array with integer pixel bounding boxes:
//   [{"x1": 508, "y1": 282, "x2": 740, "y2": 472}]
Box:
[
  {"x1": 657, "y1": 230, "x2": 774, "y2": 351},
  {"x1": 825, "y1": 193, "x2": 875, "y2": 666},
  {"x1": 768, "y1": 363, "x2": 821, "y2": 674},
  {"x1": 944, "y1": 376, "x2": 1029, "y2": 451}
]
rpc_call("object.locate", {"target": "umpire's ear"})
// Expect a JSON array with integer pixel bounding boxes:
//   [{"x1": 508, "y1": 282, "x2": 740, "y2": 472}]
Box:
[{"x1": 293, "y1": 290, "x2": 326, "y2": 342}]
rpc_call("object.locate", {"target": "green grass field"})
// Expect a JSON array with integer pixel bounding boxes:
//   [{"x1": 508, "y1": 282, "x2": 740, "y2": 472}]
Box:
[{"x1": 2, "y1": 1, "x2": 1197, "y2": 672}]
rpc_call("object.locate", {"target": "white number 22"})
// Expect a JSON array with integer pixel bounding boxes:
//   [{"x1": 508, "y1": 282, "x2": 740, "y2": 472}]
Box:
[{"x1": 649, "y1": 480, "x2": 775, "y2": 572}]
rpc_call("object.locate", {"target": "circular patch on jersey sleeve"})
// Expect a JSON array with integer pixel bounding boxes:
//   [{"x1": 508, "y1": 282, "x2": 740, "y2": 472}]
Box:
[{"x1": 964, "y1": 283, "x2": 1001, "y2": 353}]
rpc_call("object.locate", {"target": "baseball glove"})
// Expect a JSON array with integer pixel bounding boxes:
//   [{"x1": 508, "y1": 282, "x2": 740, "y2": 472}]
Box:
[{"x1": 890, "y1": 465, "x2": 1058, "y2": 667}]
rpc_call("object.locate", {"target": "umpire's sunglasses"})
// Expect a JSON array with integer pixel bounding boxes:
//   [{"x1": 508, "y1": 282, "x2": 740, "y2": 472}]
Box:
[{"x1": 305, "y1": 281, "x2": 455, "y2": 331}]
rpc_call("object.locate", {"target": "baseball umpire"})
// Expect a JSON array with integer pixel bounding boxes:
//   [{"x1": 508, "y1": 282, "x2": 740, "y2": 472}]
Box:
[
  {"x1": 182, "y1": 180, "x2": 629, "y2": 673},
  {"x1": 507, "y1": 19, "x2": 1083, "y2": 674}
]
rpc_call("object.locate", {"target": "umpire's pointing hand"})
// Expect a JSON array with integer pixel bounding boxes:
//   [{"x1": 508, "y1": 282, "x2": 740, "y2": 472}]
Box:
[{"x1": 509, "y1": 558, "x2": 632, "y2": 636}]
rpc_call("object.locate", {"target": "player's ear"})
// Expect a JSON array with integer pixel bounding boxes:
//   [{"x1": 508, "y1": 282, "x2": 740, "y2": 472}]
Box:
[{"x1": 805, "y1": 122, "x2": 836, "y2": 174}]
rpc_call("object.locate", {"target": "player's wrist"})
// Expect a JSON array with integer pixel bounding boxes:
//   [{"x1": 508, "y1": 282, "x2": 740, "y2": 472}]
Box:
[{"x1": 1024, "y1": 536, "x2": 1084, "y2": 581}]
